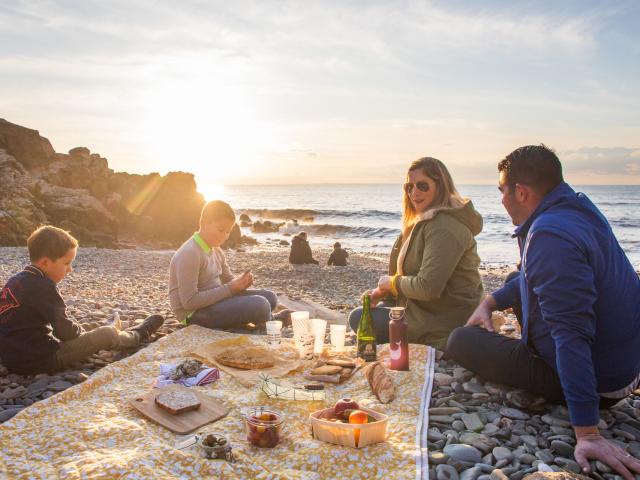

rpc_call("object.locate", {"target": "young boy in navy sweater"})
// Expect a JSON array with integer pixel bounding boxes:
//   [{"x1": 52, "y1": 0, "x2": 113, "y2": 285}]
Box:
[{"x1": 0, "y1": 225, "x2": 163, "y2": 374}]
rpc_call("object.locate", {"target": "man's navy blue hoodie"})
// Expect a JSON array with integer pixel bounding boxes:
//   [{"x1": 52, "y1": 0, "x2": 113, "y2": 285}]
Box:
[{"x1": 493, "y1": 182, "x2": 640, "y2": 426}]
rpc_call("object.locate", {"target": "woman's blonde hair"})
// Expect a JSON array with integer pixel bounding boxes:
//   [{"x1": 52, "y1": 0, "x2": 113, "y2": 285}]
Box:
[{"x1": 401, "y1": 157, "x2": 464, "y2": 239}]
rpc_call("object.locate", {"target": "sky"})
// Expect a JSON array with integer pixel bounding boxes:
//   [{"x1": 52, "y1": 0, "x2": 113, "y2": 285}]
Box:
[{"x1": 1, "y1": 0, "x2": 639, "y2": 192}]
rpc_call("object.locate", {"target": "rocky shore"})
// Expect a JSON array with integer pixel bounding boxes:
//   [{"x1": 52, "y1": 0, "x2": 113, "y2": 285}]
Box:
[{"x1": 1, "y1": 245, "x2": 638, "y2": 479}]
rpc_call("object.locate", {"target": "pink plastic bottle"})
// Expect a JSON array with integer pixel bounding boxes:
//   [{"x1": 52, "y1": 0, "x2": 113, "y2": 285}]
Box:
[{"x1": 388, "y1": 307, "x2": 409, "y2": 371}]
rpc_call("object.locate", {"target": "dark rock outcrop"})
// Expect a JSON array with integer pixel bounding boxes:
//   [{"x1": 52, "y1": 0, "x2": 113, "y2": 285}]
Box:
[
  {"x1": 0, "y1": 119, "x2": 237, "y2": 248},
  {"x1": 251, "y1": 220, "x2": 282, "y2": 233}
]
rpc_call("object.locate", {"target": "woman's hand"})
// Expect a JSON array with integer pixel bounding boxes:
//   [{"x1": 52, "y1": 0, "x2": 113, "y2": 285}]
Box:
[
  {"x1": 229, "y1": 271, "x2": 253, "y2": 294},
  {"x1": 465, "y1": 295, "x2": 496, "y2": 331},
  {"x1": 574, "y1": 430, "x2": 640, "y2": 480},
  {"x1": 377, "y1": 275, "x2": 392, "y2": 293}
]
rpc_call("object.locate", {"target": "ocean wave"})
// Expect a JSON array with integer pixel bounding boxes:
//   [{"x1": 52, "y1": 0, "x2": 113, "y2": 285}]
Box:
[
  {"x1": 240, "y1": 208, "x2": 317, "y2": 220},
  {"x1": 238, "y1": 208, "x2": 399, "y2": 221},
  {"x1": 275, "y1": 223, "x2": 400, "y2": 239}
]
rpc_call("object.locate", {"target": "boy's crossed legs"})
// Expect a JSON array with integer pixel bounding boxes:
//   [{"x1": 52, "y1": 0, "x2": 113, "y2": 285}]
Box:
[{"x1": 188, "y1": 289, "x2": 277, "y2": 330}]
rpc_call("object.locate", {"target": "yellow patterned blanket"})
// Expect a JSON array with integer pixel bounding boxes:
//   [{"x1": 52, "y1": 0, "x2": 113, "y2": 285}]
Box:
[{"x1": 0, "y1": 326, "x2": 435, "y2": 480}]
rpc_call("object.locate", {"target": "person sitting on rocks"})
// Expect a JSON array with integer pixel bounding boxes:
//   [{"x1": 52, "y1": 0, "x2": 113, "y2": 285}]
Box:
[
  {"x1": 0, "y1": 225, "x2": 164, "y2": 375},
  {"x1": 288, "y1": 232, "x2": 319, "y2": 265},
  {"x1": 446, "y1": 145, "x2": 640, "y2": 479},
  {"x1": 327, "y1": 241, "x2": 349, "y2": 266},
  {"x1": 169, "y1": 200, "x2": 278, "y2": 331}
]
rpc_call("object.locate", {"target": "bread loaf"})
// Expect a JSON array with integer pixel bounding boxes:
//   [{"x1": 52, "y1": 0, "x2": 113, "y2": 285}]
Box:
[
  {"x1": 365, "y1": 361, "x2": 395, "y2": 403},
  {"x1": 155, "y1": 389, "x2": 201, "y2": 415}
]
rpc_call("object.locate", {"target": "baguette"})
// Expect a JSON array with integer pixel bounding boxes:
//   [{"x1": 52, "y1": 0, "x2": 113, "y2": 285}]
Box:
[{"x1": 365, "y1": 361, "x2": 395, "y2": 403}]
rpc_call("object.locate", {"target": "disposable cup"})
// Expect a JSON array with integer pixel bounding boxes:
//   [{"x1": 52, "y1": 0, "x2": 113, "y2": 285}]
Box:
[
  {"x1": 311, "y1": 319, "x2": 327, "y2": 355},
  {"x1": 291, "y1": 311, "x2": 310, "y2": 338},
  {"x1": 330, "y1": 324, "x2": 347, "y2": 352},
  {"x1": 266, "y1": 320, "x2": 282, "y2": 347}
]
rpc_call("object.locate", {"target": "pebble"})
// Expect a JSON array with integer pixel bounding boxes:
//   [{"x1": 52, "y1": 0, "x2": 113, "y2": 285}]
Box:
[
  {"x1": 492, "y1": 446, "x2": 513, "y2": 463},
  {"x1": 459, "y1": 466, "x2": 482, "y2": 480},
  {"x1": 436, "y1": 464, "x2": 459, "y2": 480},
  {"x1": 47, "y1": 380, "x2": 74, "y2": 392},
  {"x1": 499, "y1": 407, "x2": 530, "y2": 420},
  {"x1": 550, "y1": 439, "x2": 574, "y2": 457},
  {"x1": 461, "y1": 413, "x2": 485, "y2": 432},
  {"x1": 435, "y1": 373, "x2": 455, "y2": 386},
  {"x1": 489, "y1": 470, "x2": 509, "y2": 480},
  {"x1": 444, "y1": 444, "x2": 483, "y2": 464},
  {"x1": 541, "y1": 414, "x2": 571, "y2": 428}
]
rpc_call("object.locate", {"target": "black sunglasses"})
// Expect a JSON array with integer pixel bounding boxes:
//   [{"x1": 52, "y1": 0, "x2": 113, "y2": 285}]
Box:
[{"x1": 404, "y1": 181, "x2": 430, "y2": 194}]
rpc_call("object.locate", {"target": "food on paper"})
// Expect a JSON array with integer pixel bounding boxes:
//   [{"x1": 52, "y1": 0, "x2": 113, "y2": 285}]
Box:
[
  {"x1": 215, "y1": 346, "x2": 276, "y2": 370},
  {"x1": 310, "y1": 365, "x2": 342, "y2": 376},
  {"x1": 305, "y1": 355, "x2": 364, "y2": 384},
  {"x1": 365, "y1": 361, "x2": 396, "y2": 404},
  {"x1": 304, "y1": 373, "x2": 341, "y2": 384},
  {"x1": 244, "y1": 406, "x2": 284, "y2": 448},
  {"x1": 155, "y1": 389, "x2": 201, "y2": 415},
  {"x1": 170, "y1": 359, "x2": 205, "y2": 380}
]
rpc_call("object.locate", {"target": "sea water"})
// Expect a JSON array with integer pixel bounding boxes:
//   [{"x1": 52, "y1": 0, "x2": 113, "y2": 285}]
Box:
[{"x1": 219, "y1": 184, "x2": 640, "y2": 268}]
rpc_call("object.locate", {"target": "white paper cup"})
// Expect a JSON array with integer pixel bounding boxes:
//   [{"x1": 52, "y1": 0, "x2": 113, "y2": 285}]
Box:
[
  {"x1": 330, "y1": 324, "x2": 347, "y2": 352},
  {"x1": 311, "y1": 319, "x2": 327, "y2": 355},
  {"x1": 291, "y1": 311, "x2": 310, "y2": 338},
  {"x1": 266, "y1": 320, "x2": 282, "y2": 347}
]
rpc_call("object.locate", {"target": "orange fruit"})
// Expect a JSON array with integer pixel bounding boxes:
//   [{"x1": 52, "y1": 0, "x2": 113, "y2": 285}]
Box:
[{"x1": 348, "y1": 410, "x2": 368, "y2": 424}]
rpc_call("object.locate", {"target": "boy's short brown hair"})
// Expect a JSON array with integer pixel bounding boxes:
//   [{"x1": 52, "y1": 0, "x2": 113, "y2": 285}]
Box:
[
  {"x1": 27, "y1": 225, "x2": 78, "y2": 262},
  {"x1": 199, "y1": 200, "x2": 235, "y2": 227}
]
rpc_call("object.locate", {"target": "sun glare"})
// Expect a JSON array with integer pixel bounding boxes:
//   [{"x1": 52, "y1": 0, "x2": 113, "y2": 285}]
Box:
[
  {"x1": 141, "y1": 72, "x2": 272, "y2": 186},
  {"x1": 200, "y1": 183, "x2": 226, "y2": 201}
]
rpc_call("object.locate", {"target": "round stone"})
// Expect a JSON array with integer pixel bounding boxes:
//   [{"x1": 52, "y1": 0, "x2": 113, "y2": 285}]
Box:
[
  {"x1": 436, "y1": 464, "x2": 459, "y2": 480},
  {"x1": 444, "y1": 444, "x2": 483, "y2": 464},
  {"x1": 492, "y1": 446, "x2": 513, "y2": 463}
]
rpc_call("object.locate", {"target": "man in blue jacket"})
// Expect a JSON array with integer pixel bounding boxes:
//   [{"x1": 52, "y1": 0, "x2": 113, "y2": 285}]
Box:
[{"x1": 446, "y1": 145, "x2": 640, "y2": 479}]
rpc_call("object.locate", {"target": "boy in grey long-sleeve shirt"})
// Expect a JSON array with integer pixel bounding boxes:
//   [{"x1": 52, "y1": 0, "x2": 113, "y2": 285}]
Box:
[{"x1": 169, "y1": 200, "x2": 277, "y2": 329}]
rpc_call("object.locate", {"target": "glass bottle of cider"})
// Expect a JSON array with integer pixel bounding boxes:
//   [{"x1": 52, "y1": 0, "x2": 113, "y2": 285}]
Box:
[
  {"x1": 357, "y1": 293, "x2": 377, "y2": 362},
  {"x1": 388, "y1": 307, "x2": 409, "y2": 371}
]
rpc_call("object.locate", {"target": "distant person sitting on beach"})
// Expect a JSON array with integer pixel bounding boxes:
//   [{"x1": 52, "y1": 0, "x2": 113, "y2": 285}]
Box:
[
  {"x1": 446, "y1": 145, "x2": 640, "y2": 479},
  {"x1": 327, "y1": 242, "x2": 349, "y2": 266},
  {"x1": 169, "y1": 200, "x2": 277, "y2": 330},
  {"x1": 0, "y1": 226, "x2": 164, "y2": 375},
  {"x1": 349, "y1": 157, "x2": 483, "y2": 350},
  {"x1": 288, "y1": 231, "x2": 319, "y2": 265}
]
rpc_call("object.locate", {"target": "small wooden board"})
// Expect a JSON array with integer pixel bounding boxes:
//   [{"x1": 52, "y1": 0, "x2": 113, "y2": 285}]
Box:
[{"x1": 129, "y1": 384, "x2": 228, "y2": 434}]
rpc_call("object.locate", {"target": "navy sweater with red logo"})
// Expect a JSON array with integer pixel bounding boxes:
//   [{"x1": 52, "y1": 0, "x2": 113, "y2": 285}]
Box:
[{"x1": 0, "y1": 265, "x2": 82, "y2": 374}]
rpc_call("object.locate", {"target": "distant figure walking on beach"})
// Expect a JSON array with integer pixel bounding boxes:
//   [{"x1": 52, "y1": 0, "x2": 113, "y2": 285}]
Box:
[
  {"x1": 0, "y1": 226, "x2": 164, "y2": 375},
  {"x1": 288, "y1": 232, "x2": 319, "y2": 265},
  {"x1": 327, "y1": 242, "x2": 349, "y2": 266},
  {"x1": 349, "y1": 157, "x2": 483, "y2": 349},
  {"x1": 446, "y1": 145, "x2": 640, "y2": 479},
  {"x1": 169, "y1": 200, "x2": 277, "y2": 331}
]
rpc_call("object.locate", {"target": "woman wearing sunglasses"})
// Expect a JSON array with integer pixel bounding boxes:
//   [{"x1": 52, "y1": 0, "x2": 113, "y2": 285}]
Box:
[{"x1": 349, "y1": 157, "x2": 484, "y2": 349}]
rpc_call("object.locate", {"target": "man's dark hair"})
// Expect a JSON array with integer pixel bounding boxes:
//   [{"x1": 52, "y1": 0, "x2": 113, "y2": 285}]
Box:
[
  {"x1": 498, "y1": 144, "x2": 564, "y2": 196},
  {"x1": 334, "y1": 242, "x2": 341, "y2": 248}
]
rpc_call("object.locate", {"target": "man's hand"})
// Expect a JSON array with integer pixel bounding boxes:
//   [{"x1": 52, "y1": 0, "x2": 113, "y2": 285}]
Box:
[
  {"x1": 574, "y1": 429, "x2": 640, "y2": 480},
  {"x1": 229, "y1": 271, "x2": 253, "y2": 294},
  {"x1": 464, "y1": 295, "x2": 497, "y2": 331}
]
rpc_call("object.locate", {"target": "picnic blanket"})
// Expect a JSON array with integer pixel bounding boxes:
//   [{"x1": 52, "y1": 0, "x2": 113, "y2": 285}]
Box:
[{"x1": 0, "y1": 326, "x2": 435, "y2": 480}]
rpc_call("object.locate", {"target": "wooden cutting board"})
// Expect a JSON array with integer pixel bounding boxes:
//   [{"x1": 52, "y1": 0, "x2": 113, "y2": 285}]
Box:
[{"x1": 129, "y1": 384, "x2": 229, "y2": 434}]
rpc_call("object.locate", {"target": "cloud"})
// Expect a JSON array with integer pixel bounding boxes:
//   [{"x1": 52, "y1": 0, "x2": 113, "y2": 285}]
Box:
[{"x1": 561, "y1": 147, "x2": 640, "y2": 176}]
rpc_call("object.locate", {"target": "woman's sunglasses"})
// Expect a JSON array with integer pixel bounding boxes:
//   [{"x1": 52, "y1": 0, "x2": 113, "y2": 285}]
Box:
[{"x1": 403, "y1": 181, "x2": 430, "y2": 194}]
